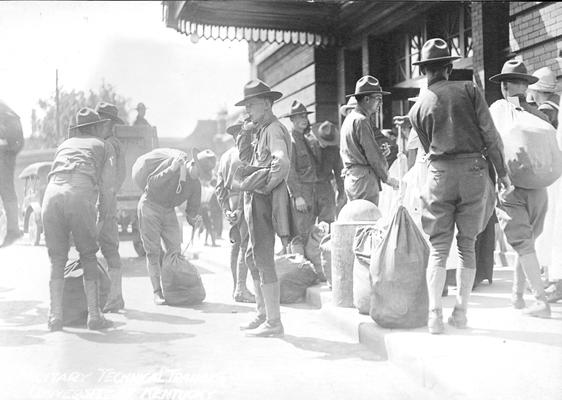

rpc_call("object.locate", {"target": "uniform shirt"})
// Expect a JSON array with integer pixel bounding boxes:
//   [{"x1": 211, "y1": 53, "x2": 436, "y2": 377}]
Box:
[
  {"x1": 237, "y1": 113, "x2": 291, "y2": 194},
  {"x1": 98, "y1": 136, "x2": 126, "y2": 217},
  {"x1": 340, "y1": 105, "x2": 389, "y2": 183},
  {"x1": 49, "y1": 135, "x2": 113, "y2": 217},
  {"x1": 408, "y1": 78, "x2": 507, "y2": 178},
  {"x1": 317, "y1": 145, "x2": 344, "y2": 191},
  {"x1": 287, "y1": 129, "x2": 320, "y2": 198},
  {"x1": 145, "y1": 159, "x2": 201, "y2": 220},
  {"x1": 537, "y1": 93, "x2": 560, "y2": 129},
  {"x1": 105, "y1": 135, "x2": 126, "y2": 190},
  {"x1": 215, "y1": 146, "x2": 243, "y2": 212}
]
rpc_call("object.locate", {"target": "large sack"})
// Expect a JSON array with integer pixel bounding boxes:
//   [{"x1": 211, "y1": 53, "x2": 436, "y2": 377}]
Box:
[
  {"x1": 490, "y1": 100, "x2": 562, "y2": 189},
  {"x1": 131, "y1": 148, "x2": 186, "y2": 190},
  {"x1": 276, "y1": 255, "x2": 318, "y2": 304},
  {"x1": 304, "y1": 225, "x2": 327, "y2": 281},
  {"x1": 62, "y1": 259, "x2": 111, "y2": 326},
  {"x1": 319, "y1": 234, "x2": 332, "y2": 287},
  {"x1": 369, "y1": 206, "x2": 429, "y2": 329},
  {"x1": 161, "y1": 252, "x2": 206, "y2": 306},
  {"x1": 353, "y1": 225, "x2": 385, "y2": 315}
]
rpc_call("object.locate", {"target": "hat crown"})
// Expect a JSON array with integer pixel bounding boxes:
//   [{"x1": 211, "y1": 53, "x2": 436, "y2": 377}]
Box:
[
  {"x1": 75, "y1": 107, "x2": 103, "y2": 126},
  {"x1": 355, "y1": 75, "x2": 383, "y2": 95},
  {"x1": 197, "y1": 149, "x2": 217, "y2": 170},
  {"x1": 419, "y1": 38, "x2": 451, "y2": 63},
  {"x1": 95, "y1": 102, "x2": 119, "y2": 118},
  {"x1": 136, "y1": 102, "x2": 146, "y2": 109},
  {"x1": 318, "y1": 121, "x2": 336, "y2": 140},
  {"x1": 530, "y1": 67, "x2": 558, "y2": 91},
  {"x1": 289, "y1": 100, "x2": 309, "y2": 115},
  {"x1": 243, "y1": 80, "x2": 273, "y2": 98},
  {"x1": 501, "y1": 59, "x2": 529, "y2": 76}
]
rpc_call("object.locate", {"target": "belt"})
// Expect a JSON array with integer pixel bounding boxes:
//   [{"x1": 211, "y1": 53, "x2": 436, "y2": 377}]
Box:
[
  {"x1": 429, "y1": 152, "x2": 483, "y2": 161},
  {"x1": 49, "y1": 171, "x2": 96, "y2": 186}
]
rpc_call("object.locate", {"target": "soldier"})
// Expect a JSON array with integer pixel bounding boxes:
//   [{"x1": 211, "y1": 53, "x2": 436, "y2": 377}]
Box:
[
  {"x1": 138, "y1": 149, "x2": 213, "y2": 305},
  {"x1": 95, "y1": 102, "x2": 126, "y2": 312},
  {"x1": 42, "y1": 108, "x2": 114, "y2": 331},
  {"x1": 236, "y1": 80, "x2": 291, "y2": 337},
  {"x1": 133, "y1": 102, "x2": 151, "y2": 127},
  {"x1": 489, "y1": 60, "x2": 554, "y2": 318},
  {"x1": 284, "y1": 101, "x2": 342, "y2": 254},
  {"x1": 340, "y1": 75, "x2": 398, "y2": 206},
  {"x1": 0, "y1": 99, "x2": 24, "y2": 247},
  {"x1": 527, "y1": 67, "x2": 560, "y2": 128},
  {"x1": 408, "y1": 39, "x2": 511, "y2": 334},
  {"x1": 215, "y1": 116, "x2": 255, "y2": 303}
]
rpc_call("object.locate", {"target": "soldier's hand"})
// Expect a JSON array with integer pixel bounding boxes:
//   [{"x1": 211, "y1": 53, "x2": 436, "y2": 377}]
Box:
[
  {"x1": 226, "y1": 210, "x2": 241, "y2": 225},
  {"x1": 386, "y1": 176, "x2": 400, "y2": 190},
  {"x1": 380, "y1": 143, "x2": 391, "y2": 158},
  {"x1": 187, "y1": 214, "x2": 203, "y2": 227},
  {"x1": 295, "y1": 196, "x2": 308, "y2": 212},
  {"x1": 498, "y1": 175, "x2": 514, "y2": 202}
]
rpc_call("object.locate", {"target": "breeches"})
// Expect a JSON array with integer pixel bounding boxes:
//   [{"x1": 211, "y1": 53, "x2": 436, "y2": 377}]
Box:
[
  {"x1": 98, "y1": 213, "x2": 121, "y2": 270},
  {"x1": 344, "y1": 167, "x2": 380, "y2": 206},
  {"x1": 421, "y1": 156, "x2": 494, "y2": 270}
]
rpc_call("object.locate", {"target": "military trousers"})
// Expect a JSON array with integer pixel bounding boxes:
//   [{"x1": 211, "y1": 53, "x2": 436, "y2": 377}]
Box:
[
  {"x1": 98, "y1": 210, "x2": 121, "y2": 271},
  {"x1": 245, "y1": 192, "x2": 277, "y2": 285},
  {"x1": 343, "y1": 166, "x2": 380, "y2": 206},
  {"x1": 42, "y1": 174, "x2": 99, "y2": 281},
  {"x1": 229, "y1": 212, "x2": 257, "y2": 284},
  {"x1": 421, "y1": 156, "x2": 495, "y2": 271},
  {"x1": 137, "y1": 194, "x2": 182, "y2": 292}
]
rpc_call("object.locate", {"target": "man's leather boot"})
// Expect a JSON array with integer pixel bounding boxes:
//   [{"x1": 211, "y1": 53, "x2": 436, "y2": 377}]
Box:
[
  {"x1": 512, "y1": 261, "x2": 526, "y2": 309},
  {"x1": 47, "y1": 279, "x2": 64, "y2": 331},
  {"x1": 448, "y1": 268, "x2": 475, "y2": 328},
  {"x1": 246, "y1": 281, "x2": 283, "y2": 337},
  {"x1": 240, "y1": 280, "x2": 265, "y2": 330},
  {"x1": 519, "y1": 253, "x2": 551, "y2": 318},
  {"x1": 84, "y1": 279, "x2": 113, "y2": 330},
  {"x1": 428, "y1": 308, "x2": 444, "y2": 334}
]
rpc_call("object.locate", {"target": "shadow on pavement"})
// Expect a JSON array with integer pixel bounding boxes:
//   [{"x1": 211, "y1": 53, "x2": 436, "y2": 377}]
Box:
[
  {"x1": 0, "y1": 300, "x2": 48, "y2": 327},
  {"x1": 72, "y1": 329, "x2": 195, "y2": 344},
  {"x1": 282, "y1": 335, "x2": 383, "y2": 362},
  {"x1": 191, "y1": 302, "x2": 254, "y2": 314},
  {"x1": 0, "y1": 329, "x2": 47, "y2": 346},
  {"x1": 122, "y1": 309, "x2": 205, "y2": 325}
]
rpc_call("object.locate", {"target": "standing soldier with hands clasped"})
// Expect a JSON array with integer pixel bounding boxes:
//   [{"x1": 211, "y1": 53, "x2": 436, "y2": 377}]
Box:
[{"x1": 408, "y1": 38, "x2": 512, "y2": 334}]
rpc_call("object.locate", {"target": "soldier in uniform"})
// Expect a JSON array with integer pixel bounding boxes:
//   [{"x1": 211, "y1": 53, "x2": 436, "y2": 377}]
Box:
[
  {"x1": 0, "y1": 99, "x2": 24, "y2": 247},
  {"x1": 138, "y1": 149, "x2": 213, "y2": 305},
  {"x1": 95, "y1": 102, "x2": 126, "y2": 312},
  {"x1": 215, "y1": 116, "x2": 255, "y2": 303},
  {"x1": 408, "y1": 39, "x2": 511, "y2": 334},
  {"x1": 527, "y1": 67, "x2": 560, "y2": 129},
  {"x1": 489, "y1": 60, "x2": 554, "y2": 318},
  {"x1": 340, "y1": 75, "x2": 398, "y2": 206},
  {"x1": 236, "y1": 80, "x2": 291, "y2": 337},
  {"x1": 284, "y1": 101, "x2": 342, "y2": 254},
  {"x1": 42, "y1": 108, "x2": 114, "y2": 331},
  {"x1": 133, "y1": 102, "x2": 151, "y2": 127}
]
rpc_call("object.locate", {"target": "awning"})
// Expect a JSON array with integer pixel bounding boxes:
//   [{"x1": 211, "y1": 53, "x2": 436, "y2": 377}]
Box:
[{"x1": 163, "y1": 0, "x2": 342, "y2": 46}]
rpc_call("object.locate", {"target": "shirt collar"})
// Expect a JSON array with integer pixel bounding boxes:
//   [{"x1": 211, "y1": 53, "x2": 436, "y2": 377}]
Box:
[
  {"x1": 428, "y1": 76, "x2": 447, "y2": 87},
  {"x1": 255, "y1": 113, "x2": 276, "y2": 132},
  {"x1": 354, "y1": 103, "x2": 369, "y2": 117}
]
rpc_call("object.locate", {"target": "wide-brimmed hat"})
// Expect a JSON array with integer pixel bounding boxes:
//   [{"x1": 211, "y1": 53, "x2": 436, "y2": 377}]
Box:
[
  {"x1": 311, "y1": 121, "x2": 339, "y2": 147},
  {"x1": 135, "y1": 102, "x2": 147, "y2": 110},
  {"x1": 489, "y1": 60, "x2": 538, "y2": 84},
  {"x1": 191, "y1": 148, "x2": 216, "y2": 181},
  {"x1": 346, "y1": 75, "x2": 390, "y2": 98},
  {"x1": 412, "y1": 38, "x2": 460, "y2": 66},
  {"x1": 95, "y1": 102, "x2": 124, "y2": 124},
  {"x1": 528, "y1": 67, "x2": 561, "y2": 93},
  {"x1": 226, "y1": 115, "x2": 246, "y2": 136},
  {"x1": 280, "y1": 100, "x2": 313, "y2": 119},
  {"x1": 68, "y1": 107, "x2": 110, "y2": 130},
  {"x1": 339, "y1": 97, "x2": 357, "y2": 116},
  {"x1": 235, "y1": 80, "x2": 283, "y2": 107}
]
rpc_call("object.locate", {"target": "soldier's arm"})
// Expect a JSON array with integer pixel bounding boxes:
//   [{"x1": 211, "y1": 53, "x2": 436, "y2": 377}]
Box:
[
  {"x1": 332, "y1": 149, "x2": 345, "y2": 195},
  {"x1": 236, "y1": 127, "x2": 254, "y2": 164},
  {"x1": 357, "y1": 119, "x2": 389, "y2": 183},
  {"x1": 214, "y1": 158, "x2": 230, "y2": 212},
  {"x1": 263, "y1": 126, "x2": 290, "y2": 194},
  {"x1": 109, "y1": 136, "x2": 127, "y2": 190},
  {"x1": 285, "y1": 141, "x2": 303, "y2": 198},
  {"x1": 98, "y1": 143, "x2": 116, "y2": 221},
  {"x1": 185, "y1": 179, "x2": 202, "y2": 224},
  {"x1": 472, "y1": 84, "x2": 507, "y2": 178}
]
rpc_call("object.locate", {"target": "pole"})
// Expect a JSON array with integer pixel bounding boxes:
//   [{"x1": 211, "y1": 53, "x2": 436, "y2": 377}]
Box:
[{"x1": 55, "y1": 69, "x2": 60, "y2": 140}]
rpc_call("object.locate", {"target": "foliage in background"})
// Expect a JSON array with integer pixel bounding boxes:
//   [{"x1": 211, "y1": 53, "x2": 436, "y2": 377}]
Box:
[{"x1": 29, "y1": 81, "x2": 130, "y2": 149}]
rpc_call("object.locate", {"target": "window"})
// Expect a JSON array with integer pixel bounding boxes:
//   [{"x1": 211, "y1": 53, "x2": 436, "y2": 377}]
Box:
[
  {"x1": 392, "y1": 24, "x2": 426, "y2": 83},
  {"x1": 428, "y1": 3, "x2": 473, "y2": 58}
]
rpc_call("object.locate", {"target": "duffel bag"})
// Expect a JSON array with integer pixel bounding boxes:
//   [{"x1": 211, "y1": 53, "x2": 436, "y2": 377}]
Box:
[
  {"x1": 131, "y1": 148, "x2": 186, "y2": 190},
  {"x1": 276, "y1": 255, "x2": 318, "y2": 304},
  {"x1": 161, "y1": 251, "x2": 206, "y2": 306},
  {"x1": 353, "y1": 225, "x2": 385, "y2": 315}
]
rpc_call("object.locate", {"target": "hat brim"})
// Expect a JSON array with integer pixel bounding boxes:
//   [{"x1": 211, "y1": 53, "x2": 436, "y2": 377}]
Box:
[
  {"x1": 69, "y1": 118, "x2": 111, "y2": 130},
  {"x1": 345, "y1": 90, "x2": 391, "y2": 99},
  {"x1": 98, "y1": 112, "x2": 125, "y2": 125},
  {"x1": 528, "y1": 81, "x2": 561, "y2": 93},
  {"x1": 412, "y1": 55, "x2": 461, "y2": 66},
  {"x1": 279, "y1": 111, "x2": 313, "y2": 119},
  {"x1": 339, "y1": 104, "x2": 355, "y2": 116},
  {"x1": 191, "y1": 148, "x2": 214, "y2": 181},
  {"x1": 226, "y1": 123, "x2": 243, "y2": 136},
  {"x1": 489, "y1": 73, "x2": 539, "y2": 84},
  {"x1": 311, "y1": 123, "x2": 340, "y2": 147},
  {"x1": 235, "y1": 91, "x2": 283, "y2": 107}
]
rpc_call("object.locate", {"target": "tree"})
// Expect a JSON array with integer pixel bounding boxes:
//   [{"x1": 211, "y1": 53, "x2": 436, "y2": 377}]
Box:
[{"x1": 31, "y1": 81, "x2": 130, "y2": 148}]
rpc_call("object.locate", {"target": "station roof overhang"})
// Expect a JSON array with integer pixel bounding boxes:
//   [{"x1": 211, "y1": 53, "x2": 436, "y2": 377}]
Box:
[{"x1": 163, "y1": 1, "x2": 438, "y2": 47}]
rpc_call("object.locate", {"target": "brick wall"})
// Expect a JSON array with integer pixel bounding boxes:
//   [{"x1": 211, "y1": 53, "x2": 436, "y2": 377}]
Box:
[{"x1": 509, "y1": 1, "x2": 562, "y2": 76}]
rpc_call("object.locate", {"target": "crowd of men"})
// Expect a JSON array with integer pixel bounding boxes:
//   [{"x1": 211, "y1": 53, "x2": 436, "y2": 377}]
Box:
[{"x1": 0, "y1": 37, "x2": 561, "y2": 337}]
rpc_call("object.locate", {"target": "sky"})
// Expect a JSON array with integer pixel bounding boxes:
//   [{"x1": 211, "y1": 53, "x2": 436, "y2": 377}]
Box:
[{"x1": 0, "y1": 1, "x2": 249, "y2": 138}]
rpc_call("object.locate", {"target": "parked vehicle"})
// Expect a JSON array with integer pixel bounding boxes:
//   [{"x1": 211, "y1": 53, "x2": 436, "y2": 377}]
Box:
[
  {"x1": 114, "y1": 125, "x2": 158, "y2": 256},
  {"x1": 19, "y1": 161, "x2": 52, "y2": 245}
]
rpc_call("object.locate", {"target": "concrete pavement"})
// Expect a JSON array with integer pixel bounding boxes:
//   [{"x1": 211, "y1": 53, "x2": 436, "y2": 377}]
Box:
[{"x1": 0, "y1": 235, "x2": 433, "y2": 400}]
